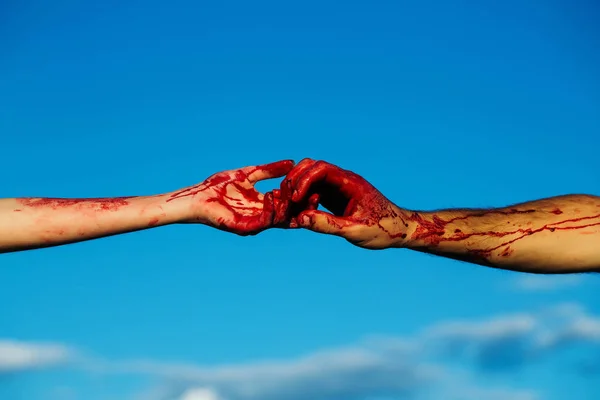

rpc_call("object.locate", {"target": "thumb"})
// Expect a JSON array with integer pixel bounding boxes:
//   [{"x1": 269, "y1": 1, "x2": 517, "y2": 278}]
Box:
[{"x1": 297, "y1": 210, "x2": 355, "y2": 237}]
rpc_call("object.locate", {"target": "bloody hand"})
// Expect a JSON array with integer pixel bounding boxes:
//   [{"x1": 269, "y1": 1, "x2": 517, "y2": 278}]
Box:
[
  {"x1": 168, "y1": 160, "x2": 295, "y2": 236},
  {"x1": 280, "y1": 159, "x2": 410, "y2": 249}
]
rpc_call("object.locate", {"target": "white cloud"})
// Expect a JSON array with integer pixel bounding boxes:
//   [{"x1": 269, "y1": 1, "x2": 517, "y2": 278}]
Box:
[
  {"x1": 534, "y1": 306, "x2": 600, "y2": 351},
  {"x1": 511, "y1": 274, "x2": 584, "y2": 291},
  {"x1": 87, "y1": 344, "x2": 442, "y2": 400},
  {"x1": 5, "y1": 303, "x2": 600, "y2": 400},
  {"x1": 0, "y1": 339, "x2": 73, "y2": 372},
  {"x1": 87, "y1": 303, "x2": 600, "y2": 399},
  {"x1": 179, "y1": 388, "x2": 222, "y2": 400},
  {"x1": 425, "y1": 314, "x2": 536, "y2": 341}
]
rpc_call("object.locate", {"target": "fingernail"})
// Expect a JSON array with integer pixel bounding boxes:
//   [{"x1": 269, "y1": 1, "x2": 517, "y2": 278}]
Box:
[{"x1": 300, "y1": 214, "x2": 310, "y2": 226}]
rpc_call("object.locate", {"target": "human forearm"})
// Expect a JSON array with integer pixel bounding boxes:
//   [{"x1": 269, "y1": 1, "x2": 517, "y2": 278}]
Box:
[
  {"x1": 395, "y1": 194, "x2": 600, "y2": 274},
  {"x1": 0, "y1": 194, "x2": 187, "y2": 253},
  {"x1": 283, "y1": 160, "x2": 600, "y2": 274},
  {"x1": 0, "y1": 160, "x2": 293, "y2": 253}
]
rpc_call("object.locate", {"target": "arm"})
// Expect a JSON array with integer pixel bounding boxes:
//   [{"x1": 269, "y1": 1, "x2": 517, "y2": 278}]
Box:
[
  {"x1": 283, "y1": 159, "x2": 600, "y2": 274},
  {"x1": 0, "y1": 160, "x2": 294, "y2": 253},
  {"x1": 401, "y1": 195, "x2": 600, "y2": 274}
]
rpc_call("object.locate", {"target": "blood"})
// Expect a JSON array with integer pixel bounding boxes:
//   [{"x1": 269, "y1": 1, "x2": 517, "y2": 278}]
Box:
[
  {"x1": 283, "y1": 160, "x2": 600, "y2": 258},
  {"x1": 173, "y1": 177, "x2": 264, "y2": 234},
  {"x1": 410, "y1": 210, "x2": 600, "y2": 259},
  {"x1": 148, "y1": 217, "x2": 160, "y2": 227},
  {"x1": 408, "y1": 209, "x2": 538, "y2": 246},
  {"x1": 168, "y1": 174, "x2": 231, "y2": 201},
  {"x1": 329, "y1": 174, "x2": 408, "y2": 240},
  {"x1": 18, "y1": 197, "x2": 133, "y2": 211},
  {"x1": 283, "y1": 160, "x2": 411, "y2": 241},
  {"x1": 167, "y1": 163, "x2": 290, "y2": 235}
]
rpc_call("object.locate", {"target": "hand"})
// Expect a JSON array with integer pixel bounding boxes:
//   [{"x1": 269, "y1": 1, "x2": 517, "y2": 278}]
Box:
[
  {"x1": 281, "y1": 159, "x2": 411, "y2": 249},
  {"x1": 168, "y1": 160, "x2": 295, "y2": 236}
]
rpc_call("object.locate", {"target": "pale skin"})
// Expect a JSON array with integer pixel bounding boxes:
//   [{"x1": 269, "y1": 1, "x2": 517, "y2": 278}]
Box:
[
  {"x1": 2, "y1": 158, "x2": 599, "y2": 274},
  {"x1": 0, "y1": 160, "x2": 296, "y2": 253},
  {"x1": 281, "y1": 159, "x2": 600, "y2": 274}
]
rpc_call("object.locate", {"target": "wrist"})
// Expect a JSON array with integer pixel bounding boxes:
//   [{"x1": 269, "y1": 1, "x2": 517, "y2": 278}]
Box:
[
  {"x1": 386, "y1": 207, "x2": 419, "y2": 249},
  {"x1": 139, "y1": 192, "x2": 198, "y2": 226},
  {"x1": 164, "y1": 189, "x2": 212, "y2": 225}
]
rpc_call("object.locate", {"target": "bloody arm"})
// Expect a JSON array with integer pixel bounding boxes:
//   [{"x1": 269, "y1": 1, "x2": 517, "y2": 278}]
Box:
[
  {"x1": 285, "y1": 159, "x2": 600, "y2": 274},
  {"x1": 400, "y1": 194, "x2": 600, "y2": 274},
  {"x1": 0, "y1": 160, "x2": 294, "y2": 254}
]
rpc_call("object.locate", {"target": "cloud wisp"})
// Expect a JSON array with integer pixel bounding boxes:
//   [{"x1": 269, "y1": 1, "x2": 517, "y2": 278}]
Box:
[
  {"x1": 3, "y1": 303, "x2": 599, "y2": 400},
  {"x1": 510, "y1": 274, "x2": 585, "y2": 291},
  {"x1": 91, "y1": 341, "x2": 441, "y2": 400},
  {"x1": 91, "y1": 303, "x2": 600, "y2": 399},
  {"x1": 0, "y1": 340, "x2": 73, "y2": 373}
]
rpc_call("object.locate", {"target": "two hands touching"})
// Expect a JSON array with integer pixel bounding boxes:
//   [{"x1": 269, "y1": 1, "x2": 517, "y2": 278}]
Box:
[
  {"x1": 0, "y1": 159, "x2": 393, "y2": 252},
  {"x1": 2, "y1": 159, "x2": 600, "y2": 274},
  {"x1": 175, "y1": 158, "x2": 415, "y2": 253},
  {"x1": 183, "y1": 158, "x2": 408, "y2": 251}
]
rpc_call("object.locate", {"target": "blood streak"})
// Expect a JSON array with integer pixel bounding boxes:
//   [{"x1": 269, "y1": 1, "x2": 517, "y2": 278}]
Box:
[
  {"x1": 167, "y1": 164, "x2": 288, "y2": 235},
  {"x1": 168, "y1": 173, "x2": 231, "y2": 202},
  {"x1": 408, "y1": 209, "x2": 538, "y2": 246},
  {"x1": 410, "y1": 210, "x2": 600, "y2": 259},
  {"x1": 148, "y1": 217, "x2": 160, "y2": 227},
  {"x1": 336, "y1": 179, "x2": 408, "y2": 240},
  {"x1": 283, "y1": 160, "x2": 413, "y2": 241},
  {"x1": 18, "y1": 197, "x2": 133, "y2": 211}
]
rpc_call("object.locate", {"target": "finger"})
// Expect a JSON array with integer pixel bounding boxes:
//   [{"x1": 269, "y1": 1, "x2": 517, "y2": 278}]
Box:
[
  {"x1": 292, "y1": 161, "x2": 346, "y2": 202},
  {"x1": 306, "y1": 193, "x2": 320, "y2": 211},
  {"x1": 296, "y1": 210, "x2": 355, "y2": 237},
  {"x1": 271, "y1": 189, "x2": 290, "y2": 226},
  {"x1": 246, "y1": 160, "x2": 295, "y2": 183},
  {"x1": 257, "y1": 191, "x2": 276, "y2": 230},
  {"x1": 287, "y1": 192, "x2": 320, "y2": 228},
  {"x1": 281, "y1": 158, "x2": 316, "y2": 199},
  {"x1": 284, "y1": 158, "x2": 315, "y2": 185}
]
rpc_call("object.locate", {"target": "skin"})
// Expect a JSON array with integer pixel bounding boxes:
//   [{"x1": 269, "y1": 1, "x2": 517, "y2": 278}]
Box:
[
  {"x1": 282, "y1": 158, "x2": 600, "y2": 274},
  {"x1": 0, "y1": 160, "x2": 296, "y2": 253},
  {"x1": 3, "y1": 157, "x2": 598, "y2": 275}
]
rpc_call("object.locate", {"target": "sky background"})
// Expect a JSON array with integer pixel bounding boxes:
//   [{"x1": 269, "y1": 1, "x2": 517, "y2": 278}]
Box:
[{"x1": 1, "y1": 0, "x2": 599, "y2": 399}]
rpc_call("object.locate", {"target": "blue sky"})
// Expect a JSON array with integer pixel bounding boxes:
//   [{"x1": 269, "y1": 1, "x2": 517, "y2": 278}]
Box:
[{"x1": 1, "y1": 0, "x2": 599, "y2": 399}]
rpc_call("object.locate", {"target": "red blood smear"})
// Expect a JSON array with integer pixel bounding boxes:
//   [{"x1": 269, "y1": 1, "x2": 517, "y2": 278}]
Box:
[
  {"x1": 288, "y1": 161, "x2": 600, "y2": 261},
  {"x1": 167, "y1": 164, "x2": 286, "y2": 235},
  {"x1": 18, "y1": 197, "x2": 133, "y2": 211},
  {"x1": 284, "y1": 161, "x2": 411, "y2": 240},
  {"x1": 499, "y1": 246, "x2": 514, "y2": 257},
  {"x1": 408, "y1": 209, "x2": 537, "y2": 246},
  {"x1": 148, "y1": 217, "x2": 160, "y2": 227},
  {"x1": 410, "y1": 209, "x2": 600, "y2": 258}
]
